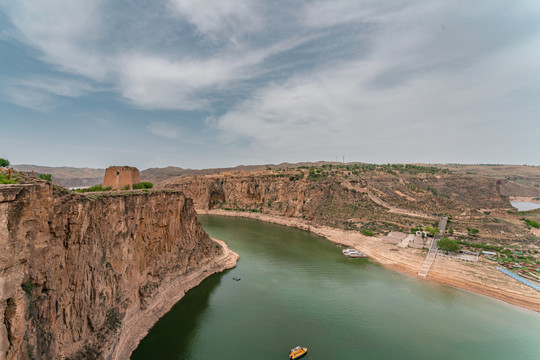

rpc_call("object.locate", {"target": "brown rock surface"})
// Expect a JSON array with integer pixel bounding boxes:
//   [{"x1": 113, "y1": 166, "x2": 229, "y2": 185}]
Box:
[
  {"x1": 161, "y1": 170, "x2": 513, "y2": 232},
  {"x1": 0, "y1": 181, "x2": 237, "y2": 360}
]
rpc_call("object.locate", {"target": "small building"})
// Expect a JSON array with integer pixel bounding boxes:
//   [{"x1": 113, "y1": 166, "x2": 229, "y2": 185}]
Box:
[
  {"x1": 482, "y1": 251, "x2": 497, "y2": 258},
  {"x1": 103, "y1": 166, "x2": 140, "y2": 190}
]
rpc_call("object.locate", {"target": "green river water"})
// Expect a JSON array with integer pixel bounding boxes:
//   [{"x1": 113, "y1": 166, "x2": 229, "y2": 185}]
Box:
[{"x1": 132, "y1": 215, "x2": 540, "y2": 360}]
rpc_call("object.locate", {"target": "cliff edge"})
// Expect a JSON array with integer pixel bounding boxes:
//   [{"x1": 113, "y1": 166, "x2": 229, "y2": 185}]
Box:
[{"x1": 0, "y1": 181, "x2": 238, "y2": 360}]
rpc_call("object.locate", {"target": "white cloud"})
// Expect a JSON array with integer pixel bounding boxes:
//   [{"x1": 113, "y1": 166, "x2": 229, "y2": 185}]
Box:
[
  {"x1": 216, "y1": 2, "x2": 540, "y2": 163},
  {"x1": 146, "y1": 121, "x2": 179, "y2": 139},
  {"x1": 116, "y1": 36, "x2": 312, "y2": 110},
  {"x1": 1, "y1": 0, "x2": 539, "y2": 165},
  {"x1": 1, "y1": 0, "x2": 109, "y2": 80},
  {"x1": 0, "y1": 0, "x2": 312, "y2": 111},
  {"x1": 168, "y1": 0, "x2": 263, "y2": 40}
]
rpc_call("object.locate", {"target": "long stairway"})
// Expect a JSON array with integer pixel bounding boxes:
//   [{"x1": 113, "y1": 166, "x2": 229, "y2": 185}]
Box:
[{"x1": 417, "y1": 216, "x2": 447, "y2": 279}]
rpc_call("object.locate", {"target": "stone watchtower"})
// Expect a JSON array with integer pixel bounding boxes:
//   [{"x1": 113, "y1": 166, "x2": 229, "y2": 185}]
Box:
[{"x1": 103, "y1": 166, "x2": 140, "y2": 190}]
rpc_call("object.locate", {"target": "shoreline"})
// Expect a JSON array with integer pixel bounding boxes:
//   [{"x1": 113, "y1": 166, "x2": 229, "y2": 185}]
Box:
[
  {"x1": 109, "y1": 238, "x2": 239, "y2": 360},
  {"x1": 509, "y1": 196, "x2": 540, "y2": 205},
  {"x1": 197, "y1": 209, "x2": 540, "y2": 314}
]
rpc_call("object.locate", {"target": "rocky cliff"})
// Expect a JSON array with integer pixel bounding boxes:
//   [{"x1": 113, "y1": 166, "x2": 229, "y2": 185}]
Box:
[
  {"x1": 164, "y1": 170, "x2": 510, "y2": 212},
  {"x1": 0, "y1": 181, "x2": 237, "y2": 360},
  {"x1": 161, "y1": 169, "x2": 512, "y2": 234}
]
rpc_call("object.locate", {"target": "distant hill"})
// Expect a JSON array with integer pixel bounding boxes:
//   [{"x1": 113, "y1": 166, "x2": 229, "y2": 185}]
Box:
[
  {"x1": 13, "y1": 162, "x2": 540, "y2": 198},
  {"x1": 12, "y1": 164, "x2": 105, "y2": 188},
  {"x1": 141, "y1": 161, "x2": 342, "y2": 185},
  {"x1": 436, "y1": 164, "x2": 540, "y2": 198},
  {"x1": 11, "y1": 162, "x2": 338, "y2": 188}
]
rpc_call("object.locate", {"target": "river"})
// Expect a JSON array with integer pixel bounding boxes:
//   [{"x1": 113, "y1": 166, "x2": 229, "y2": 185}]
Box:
[
  {"x1": 131, "y1": 215, "x2": 540, "y2": 360},
  {"x1": 511, "y1": 200, "x2": 540, "y2": 212}
]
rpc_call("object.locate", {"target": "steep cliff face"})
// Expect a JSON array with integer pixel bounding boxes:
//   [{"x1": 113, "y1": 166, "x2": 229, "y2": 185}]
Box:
[
  {"x1": 163, "y1": 171, "x2": 510, "y2": 215},
  {"x1": 0, "y1": 182, "x2": 237, "y2": 360},
  {"x1": 164, "y1": 174, "x2": 387, "y2": 221}
]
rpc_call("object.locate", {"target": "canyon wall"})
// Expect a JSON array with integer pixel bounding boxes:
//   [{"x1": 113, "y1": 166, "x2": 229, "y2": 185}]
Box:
[
  {"x1": 163, "y1": 173, "x2": 387, "y2": 222},
  {"x1": 0, "y1": 182, "x2": 237, "y2": 360},
  {"x1": 163, "y1": 171, "x2": 510, "y2": 216}
]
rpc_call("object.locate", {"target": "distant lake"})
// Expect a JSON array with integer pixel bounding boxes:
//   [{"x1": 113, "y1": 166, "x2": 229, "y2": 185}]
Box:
[
  {"x1": 511, "y1": 201, "x2": 540, "y2": 211},
  {"x1": 132, "y1": 215, "x2": 540, "y2": 360}
]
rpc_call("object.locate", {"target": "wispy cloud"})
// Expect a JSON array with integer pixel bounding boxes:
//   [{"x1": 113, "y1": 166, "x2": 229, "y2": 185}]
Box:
[
  {"x1": 2, "y1": 86, "x2": 54, "y2": 112},
  {"x1": 146, "y1": 121, "x2": 179, "y2": 139},
  {"x1": 0, "y1": 0, "x2": 539, "y2": 165},
  {"x1": 216, "y1": 1, "x2": 540, "y2": 163},
  {"x1": 168, "y1": 0, "x2": 264, "y2": 41},
  {"x1": 0, "y1": 76, "x2": 103, "y2": 111},
  {"x1": 1, "y1": 0, "x2": 109, "y2": 79}
]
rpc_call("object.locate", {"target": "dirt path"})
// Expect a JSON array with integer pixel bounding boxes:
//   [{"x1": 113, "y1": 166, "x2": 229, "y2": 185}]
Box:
[
  {"x1": 366, "y1": 190, "x2": 435, "y2": 219},
  {"x1": 198, "y1": 209, "x2": 540, "y2": 313}
]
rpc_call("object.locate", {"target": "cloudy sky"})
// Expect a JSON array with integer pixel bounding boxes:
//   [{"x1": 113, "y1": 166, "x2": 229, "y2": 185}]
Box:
[{"x1": 1, "y1": 0, "x2": 539, "y2": 169}]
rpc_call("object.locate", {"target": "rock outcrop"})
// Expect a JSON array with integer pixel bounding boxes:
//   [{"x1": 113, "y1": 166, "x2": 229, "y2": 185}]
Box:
[
  {"x1": 162, "y1": 170, "x2": 511, "y2": 220},
  {"x1": 0, "y1": 181, "x2": 237, "y2": 360}
]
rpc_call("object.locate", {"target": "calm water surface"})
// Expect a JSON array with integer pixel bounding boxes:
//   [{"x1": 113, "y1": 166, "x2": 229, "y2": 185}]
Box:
[
  {"x1": 132, "y1": 215, "x2": 540, "y2": 360},
  {"x1": 511, "y1": 200, "x2": 540, "y2": 212}
]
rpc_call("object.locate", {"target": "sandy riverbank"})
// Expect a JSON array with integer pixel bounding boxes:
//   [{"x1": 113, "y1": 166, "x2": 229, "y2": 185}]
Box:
[
  {"x1": 110, "y1": 239, "x2": 239, "y2": 360},
  {"x1": 198, "y1": 209, "x2": 540, "y2": 313},
  {"x1": 509, "y1": 196, "x2": 540, "y2": 204}
]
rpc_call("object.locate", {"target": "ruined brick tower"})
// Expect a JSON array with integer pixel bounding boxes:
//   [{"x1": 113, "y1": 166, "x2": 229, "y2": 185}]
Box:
[{"x1": 103, "y1": 166, "x2": 140, "y2": 190}]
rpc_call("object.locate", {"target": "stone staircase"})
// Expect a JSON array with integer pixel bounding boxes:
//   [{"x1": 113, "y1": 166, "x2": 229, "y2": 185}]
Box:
[{"x1": 417, "y1": 216, "x2": 447, "y2": 279}]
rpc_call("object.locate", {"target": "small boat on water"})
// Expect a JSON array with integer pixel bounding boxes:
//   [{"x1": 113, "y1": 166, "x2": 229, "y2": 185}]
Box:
[
  {"x1": 233, "y1": 276, "x2": 241, "y2": 281},
  {"x1": 289, "y1": 346, "x2": 308, "y2": 359},
  {"x1": 342, "y1": 248, "x2": 368, "y2": 258}
]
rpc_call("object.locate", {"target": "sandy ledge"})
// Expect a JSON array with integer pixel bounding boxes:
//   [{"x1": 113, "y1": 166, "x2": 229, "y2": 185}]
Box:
[
  {"x1": 509, "y1": 197, "x2": 540, "y2": 204},
  {"x1": 108, "y1": 239, "x2": 239, "y2": 360},
  {"x1": 198, "y1": 209, "x2": 540, "y2": 314}
]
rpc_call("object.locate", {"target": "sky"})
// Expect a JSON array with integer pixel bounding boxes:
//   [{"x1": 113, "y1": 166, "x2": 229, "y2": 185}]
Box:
[{"x1": 0, "y1": 0, "x2": 539, "y2": 169}]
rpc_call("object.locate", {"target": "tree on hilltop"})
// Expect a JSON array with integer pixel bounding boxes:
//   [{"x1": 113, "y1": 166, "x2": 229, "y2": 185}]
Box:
[{"x1": 0, "y1": 158, "x2": 9, "y2": 167}]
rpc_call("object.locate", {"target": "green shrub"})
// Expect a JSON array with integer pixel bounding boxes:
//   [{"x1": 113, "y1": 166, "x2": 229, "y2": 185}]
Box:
[
  {"x1": 524, "y1": 219, "x2": 539, "y2": 228},
  {"x1": 0, "y1": 174, "x2": 15, "y2": 184},
  {"x1": 0, "y1": 158, "x2": 9, "y2": 167},
  {"x1": 21, "y1": 279, "x2": 36, "y2": 298},
  {"x1": 106, "y1": 308, "x2": 122, "y2": 332},
  {"x1": 76, "y1": 184, "x2": 112, "y2": 193},
  {"x1": 438, "y1": 237, "x2": 460, "y2": 253},
  {"x1": 361, "y1": 229, "x2": 374, "y2": 236},
  {"x1": 132, "y1": 182, "x2": 153, "y2": 189},
  {"x1": 457, "y1": 241, "x2": 503, "y2": 252},
  {"x1": 425, "y1": 226, "x2": 440, "y2": 236},
  {"x1": 467, "y1": 227, "x2": 480, "y2": 235},
  {"x1": 39, "y1": 173, "x2": 52, "y2": 181}
]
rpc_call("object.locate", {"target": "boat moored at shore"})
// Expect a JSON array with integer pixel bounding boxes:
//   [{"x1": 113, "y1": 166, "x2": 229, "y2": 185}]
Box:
[{"x1": 342, "y1": 248, "x2": 368, "y2": 258}]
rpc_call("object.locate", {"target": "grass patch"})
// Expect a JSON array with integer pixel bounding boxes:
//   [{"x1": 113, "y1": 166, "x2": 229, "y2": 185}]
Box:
[
  {"x1": 76, "y1": 184, "x2": 112, "y2": 193},
  {"x1": 0, "y1": 173, "x2": 16, "y2": 184}
]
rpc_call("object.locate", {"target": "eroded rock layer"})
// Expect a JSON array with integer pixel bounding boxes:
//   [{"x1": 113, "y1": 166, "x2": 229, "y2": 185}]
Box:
[{"x1": 0, "y1": 182, "x2": 236, "y2": 360}]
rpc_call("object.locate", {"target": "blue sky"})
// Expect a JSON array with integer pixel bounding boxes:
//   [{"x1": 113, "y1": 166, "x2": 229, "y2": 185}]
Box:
[{"x1": 1, "y1": 0, "x2": 539, "y2": 169}]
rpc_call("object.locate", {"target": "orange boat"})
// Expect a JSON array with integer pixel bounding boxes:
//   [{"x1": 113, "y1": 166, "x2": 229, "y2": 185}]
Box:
[{"x1": 289, "y1": 346, "x2": 308, "y2": 359}]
